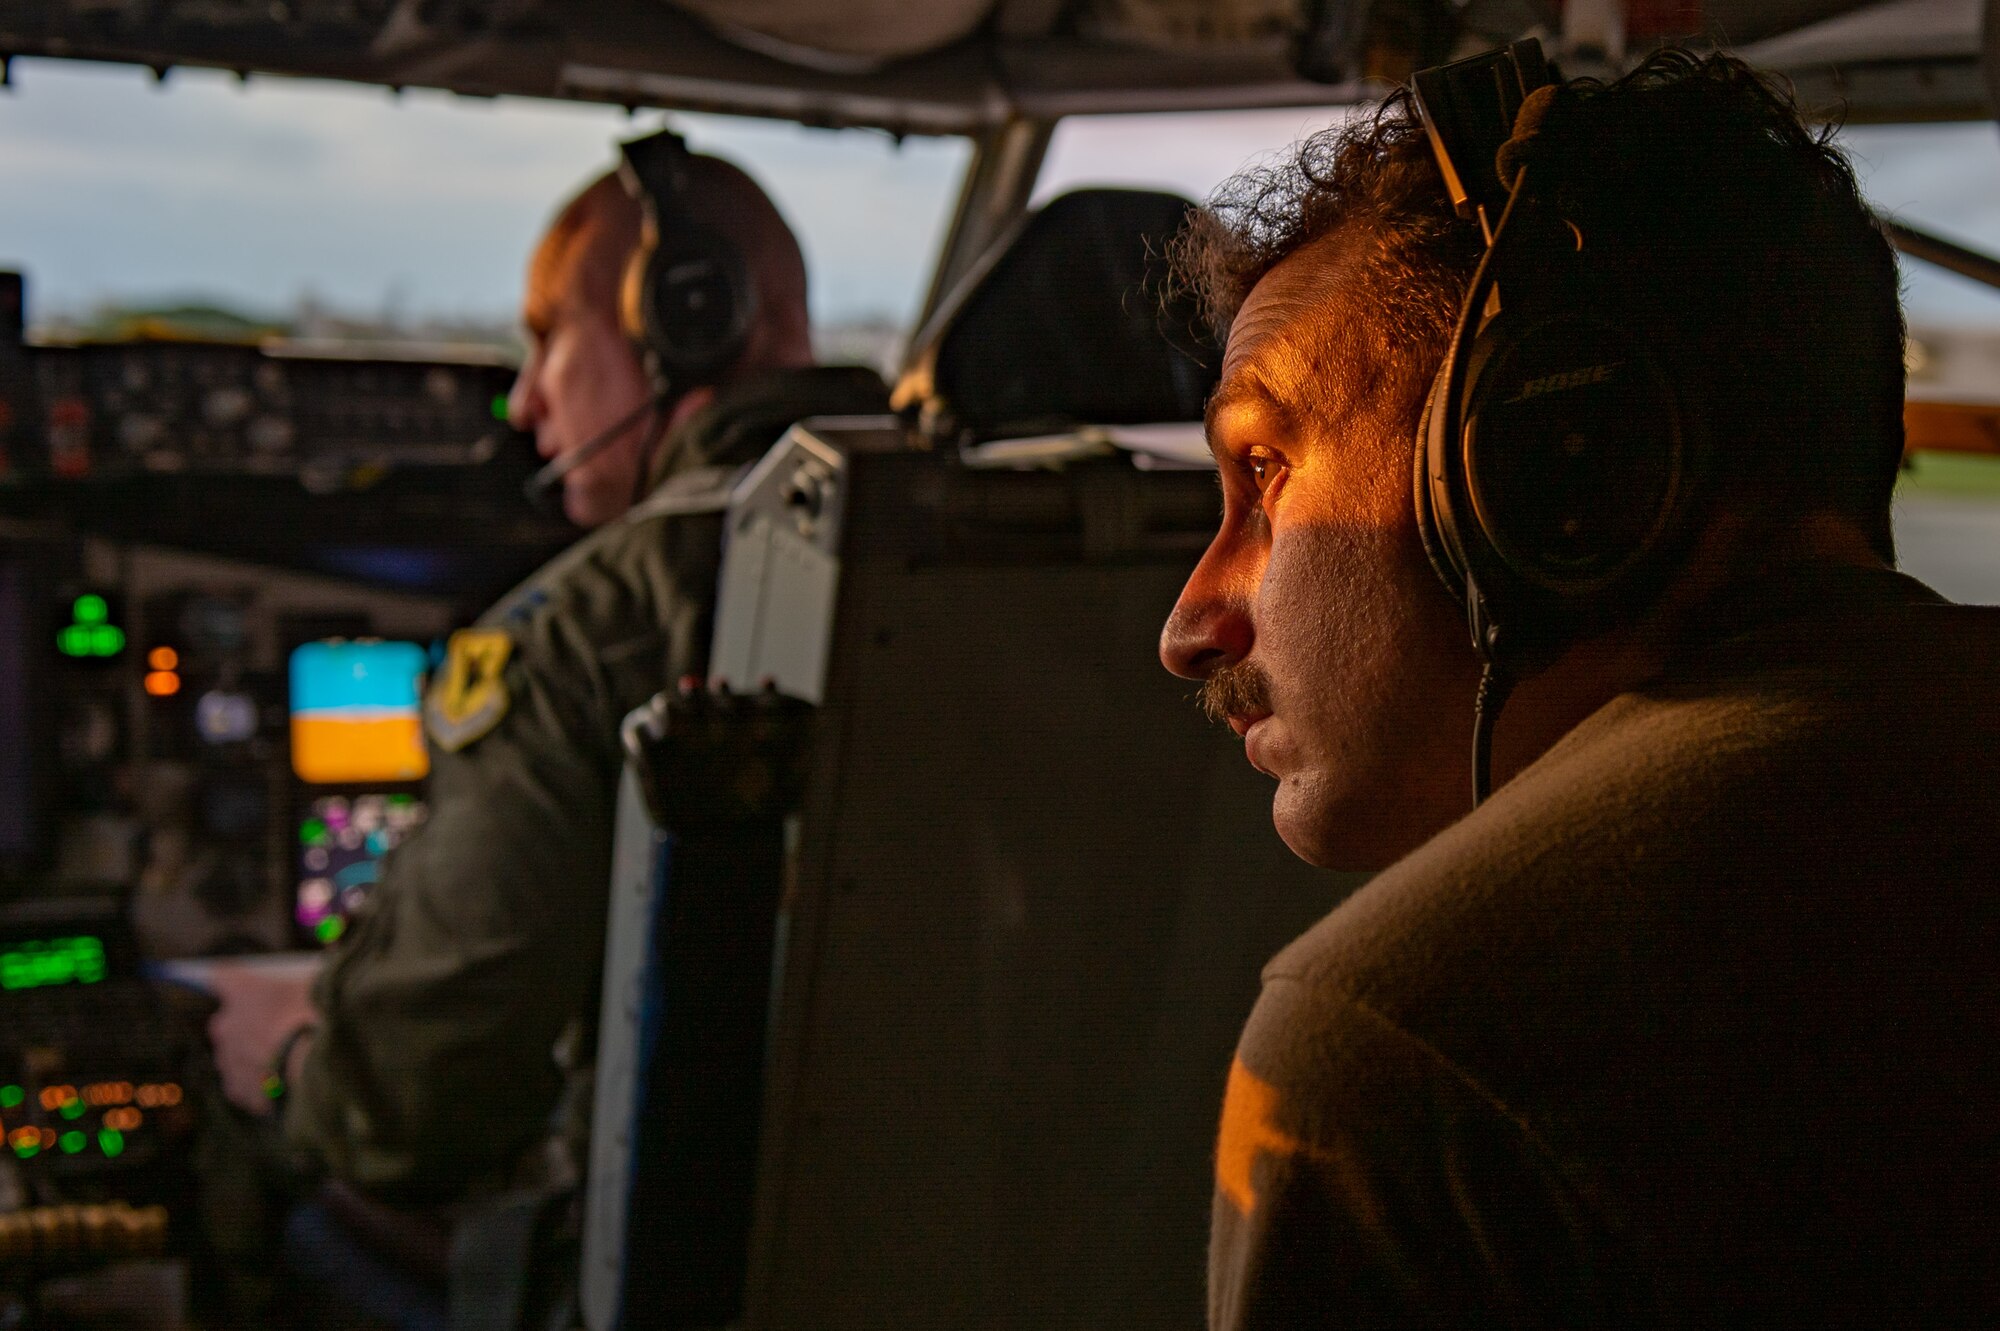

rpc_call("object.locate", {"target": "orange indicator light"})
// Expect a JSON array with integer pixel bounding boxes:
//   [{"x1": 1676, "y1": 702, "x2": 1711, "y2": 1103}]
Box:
[
  {"x1": 147, "y1": 646, "x2": 179, "y2": 670},
  {"x1": 134, "y1": 1083, "x2": 184, "y2": 1109},
  {"x1": 87, "y1": 1082, "x2": 135, "y2": 1106},
  {"x1": 144, "y1": 671, "x2": 181, "y2": 697}
]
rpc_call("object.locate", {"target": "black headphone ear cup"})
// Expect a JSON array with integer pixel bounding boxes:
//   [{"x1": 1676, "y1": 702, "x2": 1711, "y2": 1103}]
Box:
[
  {"x1": 1460, "y1": 316, "x2": 1691, "y2": 600},
  {"x1": 1413, "y1": 368, "x2": 1468, "y2": 602},
  {"x1": 632, "y1": 225, "x2": 756, "y2": 389}
]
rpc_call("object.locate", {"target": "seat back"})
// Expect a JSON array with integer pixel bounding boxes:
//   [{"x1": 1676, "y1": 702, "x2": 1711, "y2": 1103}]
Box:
[{"x1": 895, "y1": 188, "x2": 1217, "y2": 443}]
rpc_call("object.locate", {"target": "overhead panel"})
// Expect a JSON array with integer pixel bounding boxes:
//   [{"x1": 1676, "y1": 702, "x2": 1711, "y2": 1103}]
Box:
[
  {"x1": 673, "y1": 0, "x2": 997, "y2": 66},
  {"x1": 1739, "y1": 0, "x2": 1990, "y2": 119},
  {"x1": 0, "y1": 0, "x2": 1987, "y2": 125}
]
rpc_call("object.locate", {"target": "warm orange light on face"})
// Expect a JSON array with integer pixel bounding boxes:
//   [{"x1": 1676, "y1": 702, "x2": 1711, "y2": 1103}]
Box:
[
  {"x1": 144, "y1": 672, "x2": 181, "y2": 697},
  {"x1": 147, "y1": 647, "x2": 179, "y2": 671}
]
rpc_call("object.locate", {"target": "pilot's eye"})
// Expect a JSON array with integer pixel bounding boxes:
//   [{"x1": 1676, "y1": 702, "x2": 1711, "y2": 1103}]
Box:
[{"x1": 1246, "y1": 450, "x2": 1286, "y2": 497}]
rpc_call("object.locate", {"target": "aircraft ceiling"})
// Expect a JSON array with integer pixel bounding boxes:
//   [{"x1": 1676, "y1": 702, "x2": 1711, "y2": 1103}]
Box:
[{"x1": 0, "y1": 0, "x2": 1990, "y2": 130}]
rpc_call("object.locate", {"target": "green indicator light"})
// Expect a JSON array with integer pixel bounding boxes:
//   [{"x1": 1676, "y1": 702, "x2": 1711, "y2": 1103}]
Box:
[
  {"x1": 59, "y1": 1131, "x2": 85, "y2": 1155},
  {"x1": 58, "y1": 1098, "x2": 85, "y2": 1120},
  {"x1": 59, "y1": 596, "x2": 123, "y2": 658},
  {"x1": 261, "y1": 1075, "x2": 284, "y2": 1100},
  {"x1": 315, "y1": 916, "x2": 347, "y2": 944},
  {"x1": 96, "y1": 1129, "x2": 124, "y2": 1158},
  {"x1": 299, "y1": 819, "x2": 328, "y2": 847},
  {"x1": 0, "y1": 936, "x2": 108, "y2": 991},
  {"x1": 13, "y1": 1138, "x2": 38, "y2": 1159},
  {"x1": 490, "y1": 394, "x2": 510, "y2": 422},
  {"x1": 0, "y1": 1086, "x2": 21, "y2": 1109}
]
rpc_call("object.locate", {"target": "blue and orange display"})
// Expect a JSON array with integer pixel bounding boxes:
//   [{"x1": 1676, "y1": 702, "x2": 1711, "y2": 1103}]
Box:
[{"x1": 289, "y1": 640, "x2": 430, "y2": 784}]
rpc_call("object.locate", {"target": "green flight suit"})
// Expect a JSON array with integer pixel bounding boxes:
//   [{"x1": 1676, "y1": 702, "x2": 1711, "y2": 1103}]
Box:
[{"x1": 287, "y1": 367, "x2": 889, "y2": 1196}]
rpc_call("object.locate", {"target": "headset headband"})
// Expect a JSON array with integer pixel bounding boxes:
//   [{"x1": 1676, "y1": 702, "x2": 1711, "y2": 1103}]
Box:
[
  {"x1": 618, "y1": 129, "x2": 696, "y2": 243},
  {"x1": 1409, "y1": 41, "x2": 1703, "y2": 803},
  {"x1": 1411, "y1": 41, "x2": 1552, "y2": 228}
]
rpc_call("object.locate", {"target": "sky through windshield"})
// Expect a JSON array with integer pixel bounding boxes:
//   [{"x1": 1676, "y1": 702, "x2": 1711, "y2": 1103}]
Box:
[{"x1": 4, "y1": 56, "x2": 1999, "y2": 338}]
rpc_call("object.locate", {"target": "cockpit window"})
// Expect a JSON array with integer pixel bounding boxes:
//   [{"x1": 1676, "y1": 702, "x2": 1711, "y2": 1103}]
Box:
[
  {"x1": 1033, "y1": 106, "x2": 1357, "y2": 208},
  {"x1": 1842, "y1": 122, "x2": 2000, "y2": 604},
  {"x1": 0, "y1": 57, "x2": 970, "y2": 373},
  {"x1": 1842, "y1": 122, "x2": 2000, "y2": 340}
]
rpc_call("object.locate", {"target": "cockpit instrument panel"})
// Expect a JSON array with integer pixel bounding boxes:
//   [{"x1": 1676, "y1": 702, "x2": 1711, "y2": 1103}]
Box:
[
  {"x1": 22, "y1": 342, "x2": 520, "y2": 486},
  {"x1": 0, "y1": 912, "x2": 186, "y2": 1176},
  {"x1": 295, "y1": 792, "x2": 428, "y2": 946}
]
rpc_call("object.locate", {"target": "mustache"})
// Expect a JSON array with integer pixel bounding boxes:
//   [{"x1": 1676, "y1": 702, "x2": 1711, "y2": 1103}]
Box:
[{"x1": 1199, "y1": 660, "x2": 1272, "y2": 724}]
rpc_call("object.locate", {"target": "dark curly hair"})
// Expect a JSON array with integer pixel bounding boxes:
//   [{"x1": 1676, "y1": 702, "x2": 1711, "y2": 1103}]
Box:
[{"x1": 1171, "y1": 49, "x2": 1906, "y2": 559}]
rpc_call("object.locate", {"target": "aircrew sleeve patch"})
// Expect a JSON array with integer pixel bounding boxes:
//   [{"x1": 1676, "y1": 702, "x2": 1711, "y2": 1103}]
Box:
[
  {"x1": 1216, "y1": 1055, "x2": 1314, "y2": 1217},
  {"x1": 424, "y1": 629, "x2": 513, "y2": 753}
]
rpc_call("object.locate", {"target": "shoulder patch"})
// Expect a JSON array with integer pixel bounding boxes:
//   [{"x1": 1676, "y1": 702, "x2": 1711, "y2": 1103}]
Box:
[{"x1": 425, "y1": 629, "x2": 514, "y2": 753}]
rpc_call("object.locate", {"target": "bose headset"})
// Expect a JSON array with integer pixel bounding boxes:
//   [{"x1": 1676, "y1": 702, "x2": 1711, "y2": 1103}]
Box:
[
  {"x1": 525, "y1": 127, "x2": 759, "y2": 503},
  {"x1": 1410, "y1": 41, "x2": 1707, "y2": 802}
]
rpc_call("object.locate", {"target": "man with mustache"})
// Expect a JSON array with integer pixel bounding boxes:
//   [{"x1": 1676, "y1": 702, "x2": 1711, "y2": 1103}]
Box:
[{"x1": 1162, "y1": 50, "x2": 2000, "y2": 1326}]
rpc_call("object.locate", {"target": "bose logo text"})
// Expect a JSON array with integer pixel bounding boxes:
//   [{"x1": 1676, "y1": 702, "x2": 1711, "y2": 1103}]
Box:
[{"x1": 1503, "y1": 361, "x2": 1621, "y2": 405}]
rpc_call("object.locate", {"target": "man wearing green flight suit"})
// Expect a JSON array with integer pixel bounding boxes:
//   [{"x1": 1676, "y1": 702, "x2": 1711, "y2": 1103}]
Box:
[{"x1": 204, "y1": 141, "x2": 888, "y2": 1198}]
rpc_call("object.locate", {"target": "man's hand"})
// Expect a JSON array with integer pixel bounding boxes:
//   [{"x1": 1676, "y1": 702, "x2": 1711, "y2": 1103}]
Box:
[{"x1": 204, "y1": 955, "x2": 324, "y2": 1116}]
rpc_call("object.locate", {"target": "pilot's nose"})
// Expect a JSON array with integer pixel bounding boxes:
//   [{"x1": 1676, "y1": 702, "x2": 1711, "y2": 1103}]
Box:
[
  {"x1": 507, "y1": 352, "x2": 545, "y2": 432},
  {"x1": 1160, "y1": 550, "x2": 1254, "y2": 681}
]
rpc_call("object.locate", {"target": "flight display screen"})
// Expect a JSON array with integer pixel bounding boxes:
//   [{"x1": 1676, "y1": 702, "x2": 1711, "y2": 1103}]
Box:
[
  {"x1": 289, "y1": 639, "x2": 430, "y2": 784},
  {"x1": 0, "y1": 936, "x2": 108, "y2": 991},
  {"x1": 296, "y1": 793, "x2": 428, "y2": 945}
]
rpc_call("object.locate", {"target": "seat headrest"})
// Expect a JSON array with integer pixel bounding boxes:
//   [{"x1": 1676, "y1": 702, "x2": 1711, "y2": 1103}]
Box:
[{"x1": 894, "y1": 188, "x2": 1218, "y2": 444}]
